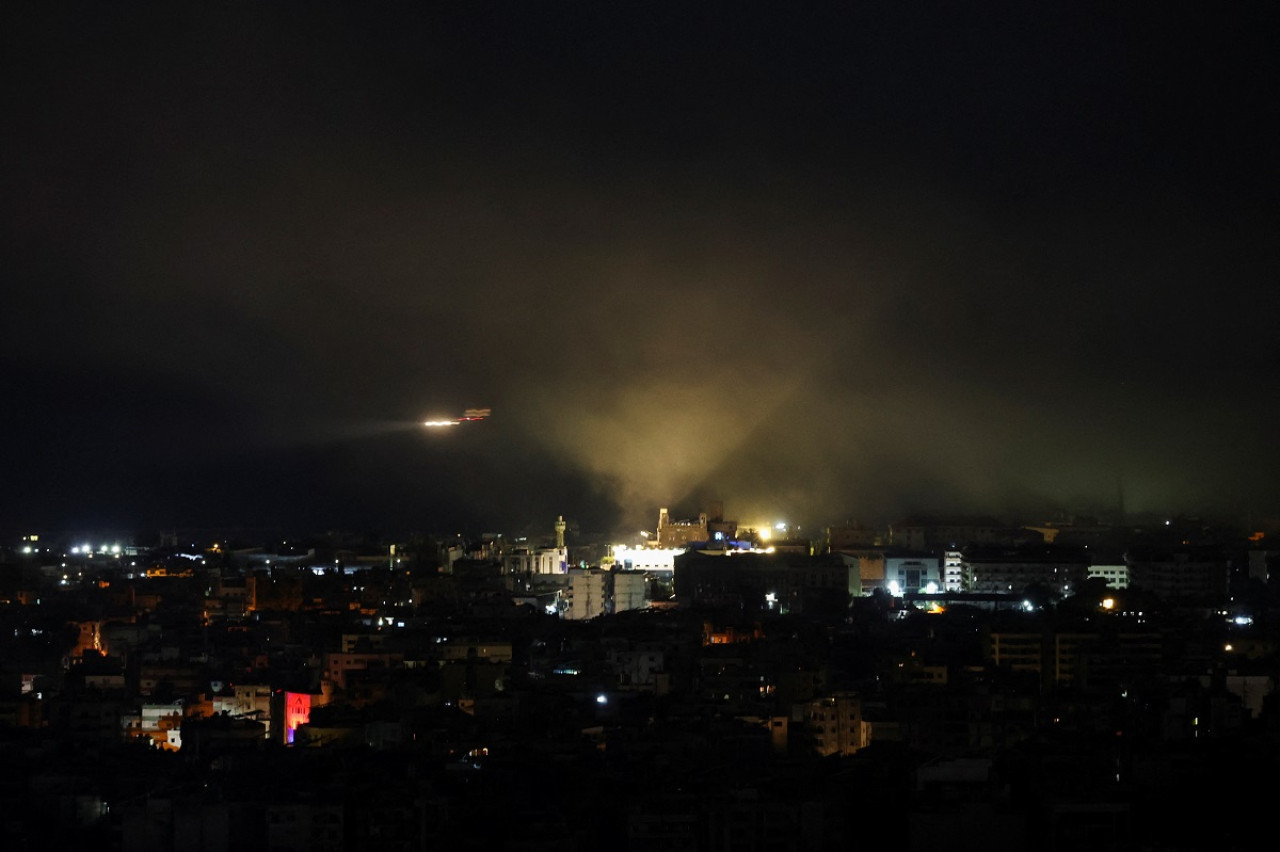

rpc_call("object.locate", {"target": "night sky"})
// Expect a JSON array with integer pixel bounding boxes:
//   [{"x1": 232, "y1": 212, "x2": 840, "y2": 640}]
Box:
[{"x1": 3, "y1": 3, "x2": 1278, "y2": 539}]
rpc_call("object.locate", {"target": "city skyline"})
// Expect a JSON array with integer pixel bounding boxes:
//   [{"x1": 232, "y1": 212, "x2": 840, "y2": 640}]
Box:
[{"x1": 4, "y1": 4, "x2": 1278, "y2": 537}]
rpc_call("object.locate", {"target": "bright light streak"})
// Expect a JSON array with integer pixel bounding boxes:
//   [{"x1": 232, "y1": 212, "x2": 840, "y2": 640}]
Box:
[{"x1": 423, "y1": 408, "x2": 489, "y2": 428}]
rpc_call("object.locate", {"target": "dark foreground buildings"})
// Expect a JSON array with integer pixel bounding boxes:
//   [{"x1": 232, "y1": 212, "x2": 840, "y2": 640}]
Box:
[{"x1": 2, "y1": 516, "x2": 1279, "y2": 850}]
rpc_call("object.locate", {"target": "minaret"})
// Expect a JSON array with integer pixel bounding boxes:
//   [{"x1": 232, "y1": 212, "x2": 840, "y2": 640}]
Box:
[{"x1": 555, "y1": 515, "x2": 566, "y2": 549}]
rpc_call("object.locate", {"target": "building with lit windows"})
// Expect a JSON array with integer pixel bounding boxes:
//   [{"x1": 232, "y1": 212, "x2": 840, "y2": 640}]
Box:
[{"x1": 943, "y1": 549, "x2": 965, "y2": 592}]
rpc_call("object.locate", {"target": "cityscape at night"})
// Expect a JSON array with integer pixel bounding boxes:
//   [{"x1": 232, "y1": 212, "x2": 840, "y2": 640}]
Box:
[
  {"x1": 3, "y1": 507, "x2": 1280, "y2": 850},
  {"x1": 3, "y1": 2, "x2": 1278, "y2": 850}
]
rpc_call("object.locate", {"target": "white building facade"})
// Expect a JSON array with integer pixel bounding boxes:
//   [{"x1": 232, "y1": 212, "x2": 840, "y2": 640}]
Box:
[
  {"x1": 884, "y1": 553, "x2": 943, "y2": 596},
  {"x1": 562, "y1": 569, "x2": 608, "y2": 620}
]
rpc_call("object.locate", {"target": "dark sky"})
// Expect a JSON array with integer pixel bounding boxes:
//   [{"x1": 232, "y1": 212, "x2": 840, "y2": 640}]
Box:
[{"x1": 3, "y1": 3, "x2": 1278, "y2": 540}]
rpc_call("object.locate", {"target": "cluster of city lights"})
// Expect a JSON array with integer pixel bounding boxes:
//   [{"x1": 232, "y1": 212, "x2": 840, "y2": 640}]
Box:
[
  {"x1": 888, "y1": 580, "x2": 941, "y2": 597},
  {"x1": 69, "y1": 544, "x2": 122, "y2": 555}
]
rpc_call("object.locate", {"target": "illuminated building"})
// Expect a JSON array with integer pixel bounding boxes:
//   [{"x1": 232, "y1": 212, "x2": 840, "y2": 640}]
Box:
[
  {"x1": 504, "y1": 545, "x2": 568, "y2": 575},
  {"x1": 882, "y1": 551, "x2": 943, "y2": 596},
  {"x1": 231, "y1": 683, "x2": 272, "y2": 728},
  {"x1": 832, "y1": 549, "x2": 941, "y2": 597},
  {"x1": 504, "y1": 546, "x2": 566, "y2": 575},
  {"x1": 612, "y1": 571, "x2": 649, "y2": 613},
  {"x1": 805, "y1": 693, "x2": 865, "y2": 757},
  {"x1": 503, "y1": 516, "x2": 569, "y2": 575},
  {"x1": 656, "y1": 507, "x2": 709, "y2": 548},
  {"x1": 69, "y1": 619, "x2": 104, "y2": 658},
  {"x1": 127, "y1": 702, "x2": 184, "y2": 750},
  {"x1": 542, "y1": 569, "x2": 649, "y2": 619},
  {"x1": 608, "y1": 545, "x2": 682, "y2": 573},
  {"x1": 943, "y1": 549, "x2": 965, "y2": 592},
  {"x1": 275, "y1": 690, "x2": 312, "y2": 744},
  {"x1": 563, "y1": 568, "x2": 608, "y2": 620},
  {"x1": 1087, "y1": 560, "x2": 1129, "y2": 589}
]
